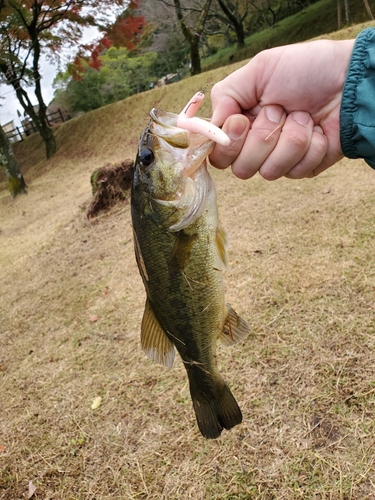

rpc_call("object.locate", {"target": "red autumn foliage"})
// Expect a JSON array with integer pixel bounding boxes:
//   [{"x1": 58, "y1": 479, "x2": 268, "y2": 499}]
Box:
[{"x1": 70, "y1": 1, "x2": 146, "y2": 79}]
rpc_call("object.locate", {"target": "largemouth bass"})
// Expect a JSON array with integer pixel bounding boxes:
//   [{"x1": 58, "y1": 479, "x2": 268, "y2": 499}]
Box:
[{"x1": 131, "y1": 107, "x2": 250, "y2": 439}]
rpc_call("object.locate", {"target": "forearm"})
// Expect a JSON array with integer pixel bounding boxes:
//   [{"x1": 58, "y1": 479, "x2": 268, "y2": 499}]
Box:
[{"x1": 340, "y1": 28, "x2": 375, "y2": 169}]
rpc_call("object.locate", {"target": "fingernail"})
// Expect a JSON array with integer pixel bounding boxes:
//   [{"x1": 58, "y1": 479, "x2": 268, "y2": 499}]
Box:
[
  {"x1": 265, "y1": 105, "x2": 284, "y2": 123},
  {"x1": 227, "y1": 115, "x2": 249, "y2": 140},
  {"x1": 293, "y1": 111, "x2": 311, "y2": 126}
]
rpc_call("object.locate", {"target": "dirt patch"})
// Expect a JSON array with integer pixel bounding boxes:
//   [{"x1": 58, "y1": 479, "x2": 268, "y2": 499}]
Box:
[{"x1": 87, "y1": 160, "x2": 134, "y2": 219}]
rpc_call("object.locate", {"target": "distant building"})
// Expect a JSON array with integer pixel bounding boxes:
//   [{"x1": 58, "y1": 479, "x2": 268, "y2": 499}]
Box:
[
  {"x1": 1, "y1": 120, "x2": 18, "y2": 142},
  {"x1": 2, "y1": 120, "x2": 15, "y2": 135},
  {"x1": 157, "y1": 73, "x2": 180, "y2": 87}
]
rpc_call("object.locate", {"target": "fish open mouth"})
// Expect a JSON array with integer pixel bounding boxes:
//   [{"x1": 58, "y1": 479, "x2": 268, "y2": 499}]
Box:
[{"x1": 148, "y1": 108, "x2": 214, "y2": 177}]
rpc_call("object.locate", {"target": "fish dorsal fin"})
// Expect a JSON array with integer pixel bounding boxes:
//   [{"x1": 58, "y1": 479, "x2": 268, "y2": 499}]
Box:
[
  {"x1": 219, "y1": 304, "x2": 250, "y2": 347},
  {"x1": 141, "y1": 299, "x2": 175, "y2": 368}
]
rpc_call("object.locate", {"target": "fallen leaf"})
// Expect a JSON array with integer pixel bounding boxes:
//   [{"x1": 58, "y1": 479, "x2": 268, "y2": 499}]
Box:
[
  {"x1": 28, "y1": 480, "x2": 36, "y2": 499},
  {"x1": 91, "y1": 396, "x2": 102, "y2": 410},
  {"x1": 90, "y1": 315, "x2": 98, "y2": 323}
]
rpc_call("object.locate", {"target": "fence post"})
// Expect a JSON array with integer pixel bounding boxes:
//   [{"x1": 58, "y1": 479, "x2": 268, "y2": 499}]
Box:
[{"x1": 16, "y1": 126, "x2": 23, "y2": 141}]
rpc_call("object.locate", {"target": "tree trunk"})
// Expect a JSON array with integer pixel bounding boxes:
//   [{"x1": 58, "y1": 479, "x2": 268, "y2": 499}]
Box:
[
  {"x1": 37, "y1": 118, "x2": 57, "y2": 159},
  {"x1": 337, "y1": 0, "x2": 342, "y2": 29},
  {"x1": 0, "y1": 6, "x2": 57, "y2": 160},
  {"x1": 216, "y1": 0, "x2": 246, "y2": 50},
  {"x1": 173, "y1": 0, "x2": 212, "y2": 76},
  {"x1": 0, "y1": 63, "x2": 57, "y2": 159},
  {"x1": 343, "y1": 0, "x2": 350, "y2": 24},
  {"x1": 190, "y1": 36, "x2": 202, "y2": 75},
  {"x1": 31, "y1": 31, "x2": 57, "y2": 158},
  {"x1": 363, "y1": 0, "x2": 374, "y2": 19},
  {"x1": 16, "y1": 82, "x2": 57, "y2": 158},
  {"x1": 0, "y1": 126, "x2": 27, "y2": 197}
]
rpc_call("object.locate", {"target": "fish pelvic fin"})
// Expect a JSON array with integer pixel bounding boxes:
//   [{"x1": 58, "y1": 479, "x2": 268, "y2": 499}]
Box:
[
  {"x1": 190, "y1": 380, "x2": 242, "y2": 439},
  {"x1": 141, "y1": 299, "x2": 175, "y2": 368},
  {"x1": 219, "y1": 304, "x2": 251, "y2": 347}
]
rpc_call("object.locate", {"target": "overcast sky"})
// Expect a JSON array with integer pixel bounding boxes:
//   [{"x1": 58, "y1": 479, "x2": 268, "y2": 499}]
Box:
[
  {"x1": 0, "y1": 59, "x2": 58, "y2": 127},
  {"x1": 0, "y1": 27, "x2": 99, "y2": 128}
]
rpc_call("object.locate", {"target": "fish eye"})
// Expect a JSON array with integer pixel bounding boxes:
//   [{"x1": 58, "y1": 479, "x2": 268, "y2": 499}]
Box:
[{"x1": 139, "y1": 148, "x2": 154, "y2": 167}]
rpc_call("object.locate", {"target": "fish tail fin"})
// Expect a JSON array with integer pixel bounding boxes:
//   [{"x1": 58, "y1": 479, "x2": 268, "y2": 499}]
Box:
[{"x1": 190, "y1": 378, "x2": 242, "y2": 439}]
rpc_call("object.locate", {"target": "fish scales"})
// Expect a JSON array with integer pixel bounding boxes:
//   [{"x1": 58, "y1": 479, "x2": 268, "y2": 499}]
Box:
[{"x1": 131, "y1": 107, "x2": 250, "y2": 439}]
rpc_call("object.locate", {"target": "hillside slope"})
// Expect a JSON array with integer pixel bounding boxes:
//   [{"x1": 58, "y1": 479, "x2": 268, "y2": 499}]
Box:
[{"x1": 1, "y1": 22, "x2": 375, "y2": 500}]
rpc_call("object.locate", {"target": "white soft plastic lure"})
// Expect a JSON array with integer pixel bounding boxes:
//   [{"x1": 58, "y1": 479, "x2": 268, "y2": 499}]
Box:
[{"x1": 176, "y1": 91, "x2": 231, "y2": 147}]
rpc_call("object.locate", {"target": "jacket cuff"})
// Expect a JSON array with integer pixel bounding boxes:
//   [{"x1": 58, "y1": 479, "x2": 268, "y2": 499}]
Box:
[{"x1": 340, "y1": 28, "x2": 375, "y2": 169}]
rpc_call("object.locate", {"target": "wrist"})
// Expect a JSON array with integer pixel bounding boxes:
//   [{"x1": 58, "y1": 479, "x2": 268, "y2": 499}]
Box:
[{"x1": 340, "y1": 28, "x2": 375, "y2": 169}]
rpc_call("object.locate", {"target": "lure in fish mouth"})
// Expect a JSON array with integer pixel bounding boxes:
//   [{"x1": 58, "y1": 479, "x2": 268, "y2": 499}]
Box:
[{"x1": 131, "y1": 97, "x2": 250, "y2": 439}]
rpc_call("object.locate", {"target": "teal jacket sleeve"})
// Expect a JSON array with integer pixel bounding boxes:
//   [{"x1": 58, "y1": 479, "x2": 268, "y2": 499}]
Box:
[{"x1": 340, "y1": 28, "x2": 375, "y2": 169}]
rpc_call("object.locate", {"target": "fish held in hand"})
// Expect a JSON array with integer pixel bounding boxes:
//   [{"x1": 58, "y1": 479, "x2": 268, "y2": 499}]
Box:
[
  {"x1": 176, "y1": 90, "x2": 230, "y2": 146},
  {"x1": 131, "y1": 101, "x2": 250, "y2": 439}
]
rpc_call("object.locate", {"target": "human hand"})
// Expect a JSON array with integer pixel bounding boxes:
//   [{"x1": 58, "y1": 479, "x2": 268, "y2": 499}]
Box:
[{"x1": 209, "y1": 38, "x2": 355, "y2": 180}]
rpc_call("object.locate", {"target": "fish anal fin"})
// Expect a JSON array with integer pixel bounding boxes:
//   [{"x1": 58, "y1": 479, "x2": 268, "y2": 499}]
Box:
[
  {"x1": 219, "y1": 304, "x2": 250, "y2": 347},
  {"x1": 141, "y1": 299, "x2": 175, "y2": 368},
  {"x1": 215, "y1": 226, "x2": 229, "y2": 270},
  {"x1": 168, "y1": 230, "x2": 198, "y2": 273}
]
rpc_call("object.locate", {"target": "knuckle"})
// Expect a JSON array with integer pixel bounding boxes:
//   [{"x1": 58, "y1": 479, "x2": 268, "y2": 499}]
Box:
[
  {"x1": 232, "y1": 161, "x2": 256, "y2": 180},
  {"x1": 259, "y1": 168, "x2": 281, "y2": 181},
  {"x1": 210, "y1": 157, "x2": 230, "y2": 170},
  {"x1": 286, "y1": 129, "x2": 309, "y2": 151},
  {"x1": 234, "y1": 169, "x2": 250, "y2": 180},
  {"x1": 253, "y1": 125, "x2": 280, "y2": 144},
  {"x1": 311, "y1": 134, "x2": 328, "y2": 159},
  {"x1": 285, "y1": 169, "x2": 306, "y2": 180},
  {"x1": 210, "y1": 81, "x2": 224, "y2": 101},
  {"x1": 210, "y1": 84, "x2": 219, "y2": 101},
  {"x1": 211, "y1": 145, "x2": 237, "y2": 165}
]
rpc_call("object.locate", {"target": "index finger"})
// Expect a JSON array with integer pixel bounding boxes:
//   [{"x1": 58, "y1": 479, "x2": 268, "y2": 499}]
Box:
[
  {"x1": 210, "y1": 67, "x2": 258, "y2": 126},
  {"x1": 210, "y1": 91, "x2": 242, "y2": 127}
]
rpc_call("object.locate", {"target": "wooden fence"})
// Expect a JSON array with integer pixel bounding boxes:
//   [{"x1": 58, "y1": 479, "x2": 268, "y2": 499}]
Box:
[{"x1": 4, "y1": 109, "x2": 66, "y2": 143}]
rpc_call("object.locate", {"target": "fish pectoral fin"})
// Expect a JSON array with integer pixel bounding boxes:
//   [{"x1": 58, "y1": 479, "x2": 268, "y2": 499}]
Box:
[
  {"x1": 215, "y1": 225, "x2": 229, "y2": 270},
  {"x1": 219, "y1": 304, "x2": 251, "y2": 347},
  {"x1": 141, "y1": 299, "x2": 175, "y2": 368},
  {"x1": 133, "y1": 228, "x2": 149, "y2": 282},
  {"x1": 168, "y1": 230, "x2": 198, "y2": 273}
]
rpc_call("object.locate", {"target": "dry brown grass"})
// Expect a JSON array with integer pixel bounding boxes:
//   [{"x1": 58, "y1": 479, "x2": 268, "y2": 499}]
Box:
[{"x1": 1, "y1": 28, "x2": 375, "y2": 500}]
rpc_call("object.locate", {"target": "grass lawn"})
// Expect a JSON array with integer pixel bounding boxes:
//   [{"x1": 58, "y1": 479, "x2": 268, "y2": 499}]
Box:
[{"x1": 1, "y1": 23, "x2": 375, "y2": 500}]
